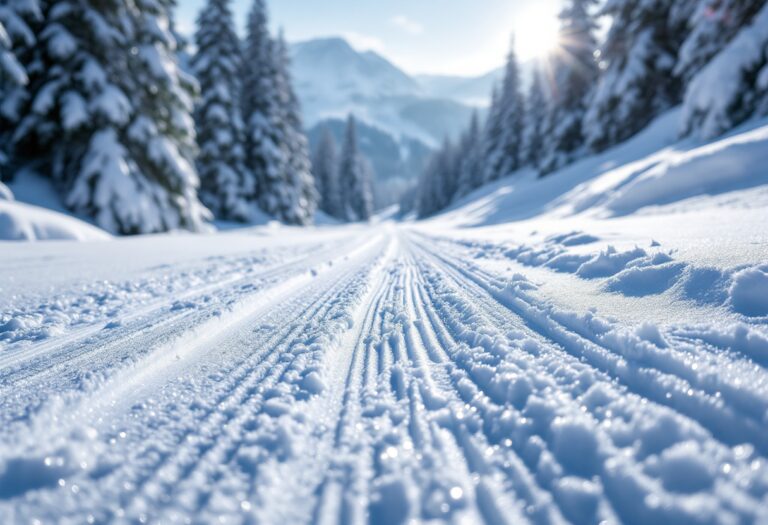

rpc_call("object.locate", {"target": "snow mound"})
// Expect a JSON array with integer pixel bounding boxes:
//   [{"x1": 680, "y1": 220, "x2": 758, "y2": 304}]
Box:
[
  {"x1": 0, "y1": 200, "x2": 111, "y2": 242},
  {"x1": 730, "y1": 266, "x2": 768, "y2": 317}
]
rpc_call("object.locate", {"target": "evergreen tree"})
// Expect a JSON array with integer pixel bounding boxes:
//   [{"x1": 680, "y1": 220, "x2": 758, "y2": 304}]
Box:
[
  {"x1": 242, "y1": 2, "x2": 315, "y2": 225},
  {"x1": 0, "y1": 0, "x2": 38, "y2": 124},
  {"x1": 356, "y1": 155, "x2": 375, "y2": 221},
  {"x1": 485, "y1": 39, "x2": 525, "y2": 182},
  {"x1": 0, "y1": 23, "x2": 20, "y2": 71},
  {"x1": 242, "y1": 0, "x2": 283, "y2": 221},
  {"x1": 481, "y1": 85, "x2": 503, "y2": 181},
  {"x1": 584, "y1": 0, "x2": 689, "y2": 152},
  {"x1": 539, "y1": 0, "x2": 599, "y2": 175},
  {"x1": 339, "y1": 115, "x2": 373, "y2": 222},
  {"x1": 455, "y1": 111, "x2": 483, "y2": 198},
  {"x1": 192, "y1": 0, "x2": 250, "y2": 221},
  {"x1": 417, "y1": 138, "x2": 461, "y2": 218},
  {"x1": 681, "y1": 2, "x2": 768, "y2": 138},
  {"x1": 675, "y1": 0, "x2": 765, "y2": 84},
  {"x1": 273, "y1": 33, "x2": 317, "y2": 225},
  {"x1": 312, "y1": 127, "x2": 341, "y2": 217},
  {"x1": 11, "y1": 0, "x2": 209, "y2": 234},
  {"x1": 523, "y1": 64, "x2": 549, "y2": 167},
  {"x1": 0, "y1": 0, "x2": 40, "y2": 179},
  {"x1": 0, "y1": 17, "x2": 25, "y2": 179},
  {"x1": 416, "y1": 153, "x2": 439, "y2": 218}
]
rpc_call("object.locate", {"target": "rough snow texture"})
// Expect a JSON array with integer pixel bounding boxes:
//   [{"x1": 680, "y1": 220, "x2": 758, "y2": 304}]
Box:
[{"x1": 0, "y1": 218, "x2": 766, "y2": 523}]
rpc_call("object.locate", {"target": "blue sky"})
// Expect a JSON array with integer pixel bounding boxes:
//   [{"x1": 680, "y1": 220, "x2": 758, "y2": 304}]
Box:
[{"x1": 175, "y1": 0, "x2": 563, "y2": 77}]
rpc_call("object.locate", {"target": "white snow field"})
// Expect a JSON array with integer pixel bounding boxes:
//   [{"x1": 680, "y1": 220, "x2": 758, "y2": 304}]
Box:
[{"x1": 1, "y1": 114, "x2": 768, "y2": 524}]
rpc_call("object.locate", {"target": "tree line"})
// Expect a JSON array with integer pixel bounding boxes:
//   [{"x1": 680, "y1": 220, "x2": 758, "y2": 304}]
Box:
[
  {"x1": 0, "y1": 0, "x2": 373, "y2": 234},
  {"x1": 313, "y1": 116, "x2": 374, "y2": 222},
  {"x1": 416, "y1": 0, "x2": 768, "y2": 218}
]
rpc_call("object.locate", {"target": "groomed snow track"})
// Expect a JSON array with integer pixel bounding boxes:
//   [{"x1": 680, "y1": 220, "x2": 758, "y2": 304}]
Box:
[{"x1": 1, "y1": 226, "x2": 767, "y2": 524}]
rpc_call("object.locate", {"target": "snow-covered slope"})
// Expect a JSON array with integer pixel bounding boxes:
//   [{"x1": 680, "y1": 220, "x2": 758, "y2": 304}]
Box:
[{"x1": 435, "y1": 109, "x2": 768, "y2": 226}]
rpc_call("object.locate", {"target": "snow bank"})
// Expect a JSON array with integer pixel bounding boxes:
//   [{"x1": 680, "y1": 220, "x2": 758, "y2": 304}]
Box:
[
  {"x1": 600, "y1": 123, "x2": 768, "y2": 216},
  {"x1": 0, "y1": 200, "x2": 110, "y2": 242}
]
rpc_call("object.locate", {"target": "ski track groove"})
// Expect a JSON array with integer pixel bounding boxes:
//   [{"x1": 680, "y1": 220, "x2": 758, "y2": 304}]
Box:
[
  {"x1": 1, "y1": 227, "x2": 767, "y2": 524},
  {"x1": 409, "y1": 232, "x2": 768, "y2": 456},
  {"x1": 0, "y1": 235, "x2": 371, "y2": 426},
  {"x1": 421, "y1": 233, "x2": 768, "y2": 414},
  {"x1": 403, "y1": 232, "x2": 767, "y2": 523}
]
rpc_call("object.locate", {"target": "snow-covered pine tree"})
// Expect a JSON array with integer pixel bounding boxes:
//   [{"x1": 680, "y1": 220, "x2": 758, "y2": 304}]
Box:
[
  {"x1": 0, "y1": 0, "x2": 39, "y2": 179},
  {"x1": 485, "y1": 39, "x2": 525, "y2": 182},
  {"x1": 416, "y1": 149, "x2": 442, "y2": 218},
  {"x1": 523, "y1": 64, "x2": 549, "y2": 167},
  {"x1": 312, "y1": 127, "x2": 342, "y2": 218},
  {"x1": 273, "y1": 33, "x2": 317, "y2": 225},
  {"x1": 584, "y1": 0, "x2": 689, "y2": 153},
  {"x1": 241, "y1": 0, "x2": 285, "y2": 222},
  {"x1": 192, "y1": 0, "x2": 250, "y2": 221},
  {"x1": 356, "y1": 155, "x2": 375, "y2": 221},
  {"x1": 539, "y1": 0, "x2": 599, "y2": 175},
  {"x1": 0, "y1": 0, "x2": 38, "y2": 124},
  {"x1": 440, "y1": 137, "x2": 460, "y2": 205},
  {"x1": 417, "y1": 137, "x2": 461, "y2": 217},
  {"x1": 12, "y1": 0, "x2": 209, "y2": 234},
  {"x1": 481, "y1": 85, "x2": 503, "y2": 182},
  {"x1": 455, "y1": 111, "x2": 483, "y2": 199},
  {"x1": 676, "y1": 0, "x2": 765, "y2": 84},
  {"x1": 0, "y1": 22, "x2": 22, "y2": 79},
  {"x1": 0, "y1": 16, "x2": 25, "y2": 179},
  {"x1": 339, "y1": 115, "x2": 373, "y2": 222},
  {"x1": 681, "y1": 2, "x2": 768, "y2": 139}
]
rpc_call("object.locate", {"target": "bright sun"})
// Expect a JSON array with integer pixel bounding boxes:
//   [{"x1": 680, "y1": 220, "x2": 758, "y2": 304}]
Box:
[{"x1": 515, "y1": 8, "x2": 561, "y2": 61}]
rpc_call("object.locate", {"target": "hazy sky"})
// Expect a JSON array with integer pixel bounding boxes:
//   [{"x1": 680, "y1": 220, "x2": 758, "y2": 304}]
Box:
[{"x1": 175, "y1": 0, "x2": 563, "y2": 77}]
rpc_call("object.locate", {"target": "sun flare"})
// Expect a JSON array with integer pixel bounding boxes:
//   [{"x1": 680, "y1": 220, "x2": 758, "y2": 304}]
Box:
[{"x1": 515, "y1": 7, "x2": 561, "y2": 61}]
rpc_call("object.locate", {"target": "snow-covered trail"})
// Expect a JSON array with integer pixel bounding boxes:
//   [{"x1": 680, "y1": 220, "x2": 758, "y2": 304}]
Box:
[{"x1": 1, "y1": 225, "x2": 767, "y2": 524}]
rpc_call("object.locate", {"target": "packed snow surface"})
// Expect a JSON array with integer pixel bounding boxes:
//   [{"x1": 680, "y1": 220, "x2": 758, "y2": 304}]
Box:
[{"x1": 1, "y1": 116, "x2": 767, "y2": 524}]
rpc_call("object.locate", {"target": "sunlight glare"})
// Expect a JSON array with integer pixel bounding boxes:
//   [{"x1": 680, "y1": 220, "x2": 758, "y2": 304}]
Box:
[{"x1": 515, "y1": 7, "x2": 560, "y2": 61}]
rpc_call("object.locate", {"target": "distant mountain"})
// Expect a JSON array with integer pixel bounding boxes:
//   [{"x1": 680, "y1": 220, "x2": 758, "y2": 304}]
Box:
[
  {"x1": 290, "y1": 36, "x2": 503, "y2": 208},
  {"x1": 416, "y1": 69, "x2": 504, "y2": 107},
  {"x1": 290, "y1": 37, "x2": 498, "y2": 147},
  {"x1": 291, "y1": 37, "x2": 422, "y2": 104}
]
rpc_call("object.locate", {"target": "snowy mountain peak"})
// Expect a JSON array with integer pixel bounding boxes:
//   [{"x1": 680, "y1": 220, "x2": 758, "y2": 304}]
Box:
[{"x1": 290, "y1": 37, "x2": 421, "y2": 104}]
